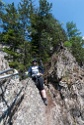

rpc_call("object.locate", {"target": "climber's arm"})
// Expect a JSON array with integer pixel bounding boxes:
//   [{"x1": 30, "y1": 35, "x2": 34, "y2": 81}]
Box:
[
  {"x1": 28, "y1": 67, "x2": 32, "y2": 77},
  {"x1": 39, "y1": 66, "x2": 44, "y2": 76}
]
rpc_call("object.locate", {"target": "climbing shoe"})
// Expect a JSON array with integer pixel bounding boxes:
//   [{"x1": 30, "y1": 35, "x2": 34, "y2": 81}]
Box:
[{"x1": 43, "y1": 98, "x2": 48, "y2": 106}]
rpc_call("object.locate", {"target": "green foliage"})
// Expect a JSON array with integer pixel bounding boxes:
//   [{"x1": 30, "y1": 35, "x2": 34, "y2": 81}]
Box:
[
  {"x1": 1, "y1": 3, "x2": 19, "y2": 31},
  {"x1": 9, "y1": 61, "x2": 20, "y2": 68},
  {"x1": 4, "y1": 47, "x2": 20, "y2": 59},
  {"x1": 39, "y1": 0, "x2": 52, "y2": 16},
  {"x1": 0, "y1": 0, "x2": 84, "y2": 71},
  {"x1": 71, "y1": 37, "x2": 84, "y2": 65},
  {"x1": 64, "y1": 41, "x2": 72, "y2": 48},
  {"x1": 30, "y1": 0, "x2": 67, "y2": 61},
  {"x1": 0, "y1": 33, "x2": 3, "y2": 43},
  {"x1": 9, "y1": 61, "x2": 25, "y2": 71},
  {"x1": 66, "y1": 22, "x2": 84, "y2": 66},
  {"x1": 3, "y1": 29, "x2": 22, "y2": 52},
  {"x1": 18, "y1": 0, "x2": 33, "y2": 39},
  {"x1": 0, "y1": 0, "x2": 5, "y2": 17},
  {"x1": 0, "y1": 1, "x2": 33, "y2": 71},
  {"x1": 66, "y1": 21, "x2": 81, "y2": 40}
]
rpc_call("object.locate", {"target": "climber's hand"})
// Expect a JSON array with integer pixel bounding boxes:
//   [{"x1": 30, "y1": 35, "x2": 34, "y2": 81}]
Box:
[
  {"x1": 37, "y1": 73, "x2": 43, "y2": 76},
  {"x1": 39, "y1": 73, "x2": 43, "y2": 76}
]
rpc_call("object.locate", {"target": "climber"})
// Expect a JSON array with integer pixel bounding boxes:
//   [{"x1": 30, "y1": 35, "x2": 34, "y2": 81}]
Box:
[{"x1": 28, "y1": 59, "x2": 48, "y2": 106}]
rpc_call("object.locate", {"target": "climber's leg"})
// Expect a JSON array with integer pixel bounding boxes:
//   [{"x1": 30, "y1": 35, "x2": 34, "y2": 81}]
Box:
[
  {"x1": 41, "y1": 89, "x2": 47, "y2": 98},
  {"x1": 37, "y1": 77, "x2": 48, "y2": 105}
]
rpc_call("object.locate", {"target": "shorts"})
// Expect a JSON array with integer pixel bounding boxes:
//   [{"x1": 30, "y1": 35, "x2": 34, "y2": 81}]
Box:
[{"x1": 32, "y1": 76, "x2": 44, "y2": 91}]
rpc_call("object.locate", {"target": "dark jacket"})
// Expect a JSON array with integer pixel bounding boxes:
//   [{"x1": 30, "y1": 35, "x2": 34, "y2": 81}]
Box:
[{"x1": 28, "y1": 65, "x2": 44, "y2": 77}]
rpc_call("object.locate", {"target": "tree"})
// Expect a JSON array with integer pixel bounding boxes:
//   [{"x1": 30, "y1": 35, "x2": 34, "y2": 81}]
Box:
[
  {"x1": 0, "y1": 0, "x2": 5, "y2": 42},
  {"x1": 3, "y1": 29, "x2": 22, "y2": 62},
  {"x1": 18, "y1": 0, "x2": 34, "y2": 40},
  {"x1": 66, "y1": 21, "x2": 84, "y2": 66},
  {"x1": 1, "y1": 3, "x2": 19, "y2": 32},
  {"x1": 0, "y1": 3, "x2": 25, "y2": 69},
  {"x1": 30, "y1": 0, "x2": 67, "y2": 61},
  {"x1": 72, "y1": 37, "x2": 84, "y2": 66},
  {"x1": 66, "y1": 21, "x2": 81, "y2": 40},
  {"x1": 0, "y1": 0, "x2": 5, "y2": 17},
  {"x1": 18, "y1": 0, "x2": 34, "y2": 66}
]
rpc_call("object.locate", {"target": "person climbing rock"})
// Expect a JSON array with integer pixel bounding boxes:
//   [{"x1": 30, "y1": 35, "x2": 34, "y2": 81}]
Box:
[{"x1": 28, "y1": 59, "x2": 48, "y2": 106}]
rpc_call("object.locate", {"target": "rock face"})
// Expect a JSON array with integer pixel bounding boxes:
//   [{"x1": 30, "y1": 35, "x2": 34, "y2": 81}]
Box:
[
  {"x1": 46, "y1": 48, "x2": 84, "y2": 125},
  {"x1": 0, "y1": 48, "x2": 84, "y2": 125},
  {"x1": 13, "y1": 79, "x2": 46, "y2": 125},
  {"x1": 0, "y1": 78, "x2": 46, "y2": 125},
  {"x1": 48, "y1": 48, "x2": 80, "y2": 80},
  {"x1": 0, "y1": 50, "x2": 46, "y2": 125},
  {"x1": 0, "y1": 51, "x2": 9, "y2": 71}
]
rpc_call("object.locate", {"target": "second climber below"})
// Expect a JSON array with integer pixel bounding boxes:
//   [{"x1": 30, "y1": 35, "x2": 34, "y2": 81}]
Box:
[{"x1": 28, "y1": 59, "x2": 48, "y2": 106}]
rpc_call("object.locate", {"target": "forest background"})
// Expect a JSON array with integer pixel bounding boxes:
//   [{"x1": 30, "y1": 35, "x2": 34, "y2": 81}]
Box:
[{"x1": 0, "y1": 0, "x2": 84, "y2": 72}]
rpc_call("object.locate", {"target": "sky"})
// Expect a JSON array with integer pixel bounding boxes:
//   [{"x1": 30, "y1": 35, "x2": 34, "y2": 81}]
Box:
[{"x1": 2, "y1": 0, "x2": 84, "y2": 36}]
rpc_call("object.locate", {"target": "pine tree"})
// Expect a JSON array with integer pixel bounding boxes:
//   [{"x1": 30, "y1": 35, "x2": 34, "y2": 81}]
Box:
[
  {"x1": 66, "y1": 21, "x2": 81, "y2": 40},
  {"x1": 18, "y1": 0, "x2": 33, "y2": 39},
  {"x1": 0, "y1": 3, "x2": 24, "y2": 69},
  {"x1": 66, "y1": 21, "x2": 84, "y2": 66},
  {"x1": 1, "y1": 3, "x2": 19, "y2": 32},
  {"x1": 0, "y1": 0, "x2": 5, "y2": 43},
  {"x1": 18, "y1": 0, "x2": 34, "y2": 66},
  {"x1": 0, "y1": 0, "x2": 5, "y2": 16},
  {"x1": 30, "y1": 0, "x2": 67, "y2": 61}
]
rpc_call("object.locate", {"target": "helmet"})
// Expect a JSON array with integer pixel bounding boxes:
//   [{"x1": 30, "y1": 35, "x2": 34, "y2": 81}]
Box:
[{"x1": 32, "y1": 59, "x2": 38, "y2": 63}]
